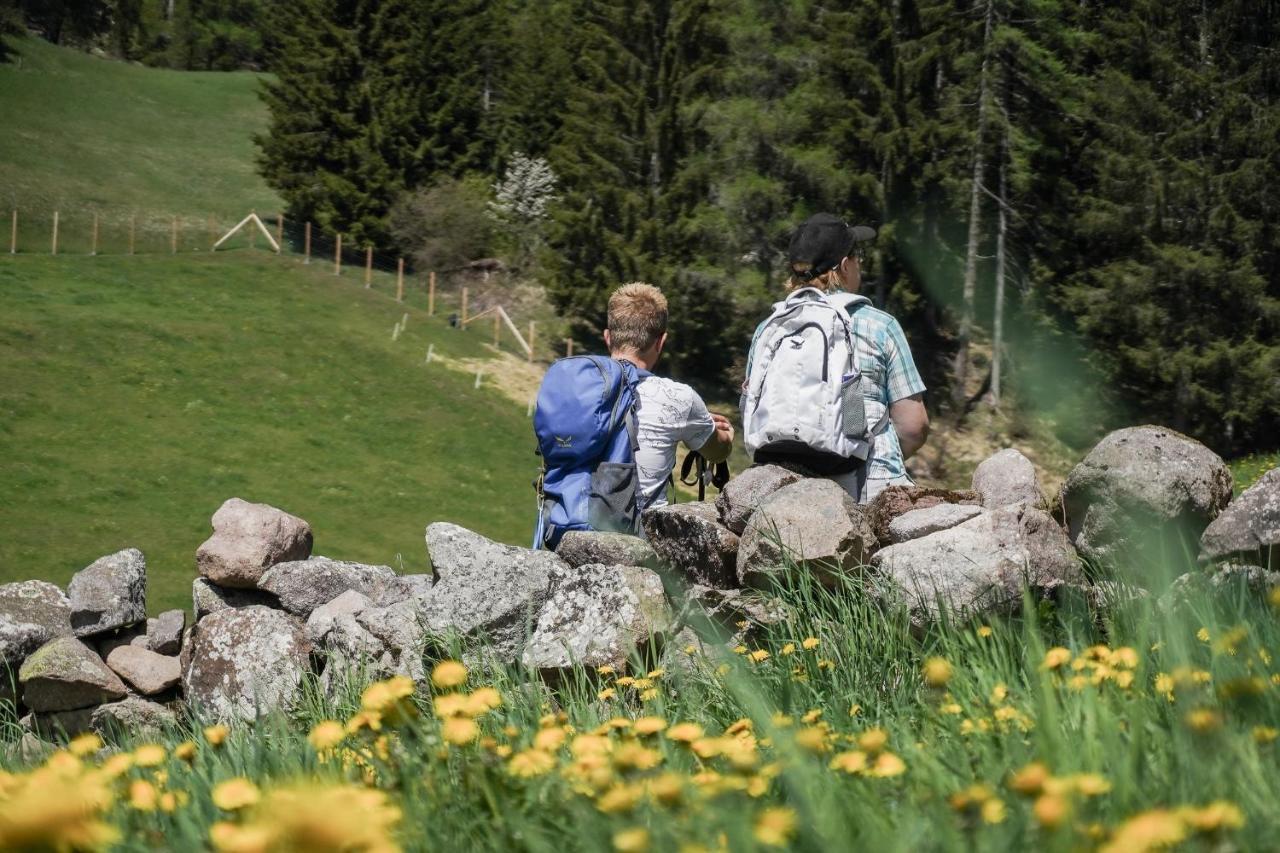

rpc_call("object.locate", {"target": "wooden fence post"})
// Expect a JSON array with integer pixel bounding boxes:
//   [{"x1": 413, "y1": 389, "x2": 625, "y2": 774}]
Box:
[
  {"x1": 528, "y1": 321, "x2": 535, "y2": 362},
  {"x1": 303, "y1": 221, "x2": 311, "y2": 264},
  {"x1": 493, "y1": 312, "x2": 500, "y2": 347},
  {"x1": 171, "y1": 216, "x2": 178, "y2": 254},
  {"x1": 364, "y1": 246, "x2": 373, "y2": 288},
  {"x1": 396, "y1": 257, "x2": 404, "y2": 302},
  {"x1": 275, "y1": 214, "x2": 284, "y2": 253},
  {"x1": 51, "y1": 211, "x2": 59, "y2": 255},
  {"x1": 334, "y1": 233, "x2": 342, "y2": 275},
  {"x1": 91, "y1": 212, "x2": 99, "y2": 256},
  {"x1": 248, "y1": 210, "x2": 256, "y2": 250},
  {"x1": 461, "y1": 287, "x2": 468, "y2": 326},
  {"x1": 428, "y1": 271, "x2": 436, "y2": 316},
  {"x1": 565, "y1": 338, "x2": 574, "y2": 357},
  {"x1": 129, "y1": 215, "x2": 136, "y2": 255},
  {"x1": 9, "y1": 209, "x2": 16, "y2": 254}
]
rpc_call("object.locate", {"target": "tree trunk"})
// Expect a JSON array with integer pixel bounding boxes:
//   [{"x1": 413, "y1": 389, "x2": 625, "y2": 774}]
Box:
[
  {"x1": 992, "y1": 127, "x2": 1008, "y2": 406},
  {"x1": 953, "y1": 0, "x2": 995, "y2": 403}
]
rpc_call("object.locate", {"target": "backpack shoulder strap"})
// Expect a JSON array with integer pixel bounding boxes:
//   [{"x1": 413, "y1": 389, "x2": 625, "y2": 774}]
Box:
[{"x1": 825, "y1": 291, "x2": 873, "y2": 316}]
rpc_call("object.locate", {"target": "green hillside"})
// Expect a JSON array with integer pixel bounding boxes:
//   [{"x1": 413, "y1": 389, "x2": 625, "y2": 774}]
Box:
[{"x1": 0, "y1": 252, "x2": 539, "y2": 612}]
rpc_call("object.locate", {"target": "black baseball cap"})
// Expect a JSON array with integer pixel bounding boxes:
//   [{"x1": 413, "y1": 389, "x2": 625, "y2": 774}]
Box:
[{"x1": 787, "y1": 213, "x2": 877, "y2": 281}]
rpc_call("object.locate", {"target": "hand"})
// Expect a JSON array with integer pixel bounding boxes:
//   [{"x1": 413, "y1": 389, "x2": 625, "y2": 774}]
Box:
[{"x1": 711, "y1": 413, "x2": 735, "y2": 444}]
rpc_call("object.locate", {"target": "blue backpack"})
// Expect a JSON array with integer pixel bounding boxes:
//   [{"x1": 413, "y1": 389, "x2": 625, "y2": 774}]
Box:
[{"x1": 532, "y1": 356, "x2": 647, "y2": 550}]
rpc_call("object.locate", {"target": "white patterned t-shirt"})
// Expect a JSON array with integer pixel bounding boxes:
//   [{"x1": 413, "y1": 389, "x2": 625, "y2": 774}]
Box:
[{"x1": 633, "y1": 375, "x2": 716, "y2": 511}]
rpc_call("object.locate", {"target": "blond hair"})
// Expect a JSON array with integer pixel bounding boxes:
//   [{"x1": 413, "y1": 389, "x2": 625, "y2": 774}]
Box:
[
  {"x1": 786, "y1": 267, "x2": 842, "y2": 294},
  {"x1": 607, "y1": 282, "x2": 668, "y2": 352}
]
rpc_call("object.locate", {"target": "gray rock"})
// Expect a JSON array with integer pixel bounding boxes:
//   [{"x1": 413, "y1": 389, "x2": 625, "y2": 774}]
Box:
[
  {"x1": 21, "y1": 707, "x2": 97, "y2": 739},
  {"x1": 555, "y1": 531, "x2": 660, "y2": 570},
  {"x1": 679, "y1": 585, "x2": 789, "y2": 643},
  {"x1": 1061, "y1": 426, "x2": 1233, "y2": 567},
  {"x1": 0, "y1": 580, "x2": 73, "y2": 669},
  {"x1": 105, "y1": 646, "x2": 181, "y2": 696},
  {"x1": 715, "y1": 465, "x2": 804, "y2": 535},
  {"x1": 306, "y1": 590, "x2": 373, "y2": 646},
  {"x1": 642, "y1": 502, "x2": 740, "y2": 589},
  {"x1": 181, "y1": 605, "x2": 311, "y2": 722},
  {"x1": 522, "y1": 564, "x2": 671, "y2": 672},
  {"x1": 315, "y1": 596, "x2": 428, "y2": 687},
  {"x1": 420, "y1": 523, "x2": 562, "y2": 663},
  {"x1": 147, "y1": 610, "x2": 185, "y2": 655},
  {"x1": 193, "y1": 577, "x2": 277, "y2": 621},
  {"x1": 19, "y1": 637, "x2": 127, "y2": 712},
  {"x1": 258, "y1": 557, "x2": 397, "y2": 617},
  {"x1": 737, "y1": 479, "x2": 877, "y2": 588},
  {"x1": 196, "y1": 498, "x2": 313, "y2": 589},
  {"x1": 972, "y1": 449, "x2": 1046, "y2": 509},
  {"x1": 67, "y1": 548, "x2": 147, "y2": 638},
  {"x1": 91, "y1": 697, "x2": 178, "y2": 738},
  {"x1": 94, "y1": 625, "x2": 150, "y2": 659},
  {"x1": 888, "y1": 504, "x2": 985, "y2": 544},
  {"x1": 373, "y1": 574, "x2": 434, "y2": 607},
  {"x1": 1200, "y1": 468, "x2": 1280, "y2": 566},
  {"x1": 179, "y1": 625, "x2": 195, "y2": 676},
  {"x1": 871, "y1": 504, "x2": 1084, "y2": 621},
  {"x1": 867, "y1": 486, "x2": 983, "y2": 544}
]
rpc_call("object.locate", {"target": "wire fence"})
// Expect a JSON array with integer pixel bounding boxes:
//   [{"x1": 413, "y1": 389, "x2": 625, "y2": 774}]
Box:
[{"x1": 3, "y1": 202, "x2": 580, "y2": 362}]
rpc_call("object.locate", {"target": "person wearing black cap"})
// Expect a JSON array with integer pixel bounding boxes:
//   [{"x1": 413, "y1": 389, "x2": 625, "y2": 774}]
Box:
[{"x1": 743, "y1": 213, "x2": 929, "y2": 502}]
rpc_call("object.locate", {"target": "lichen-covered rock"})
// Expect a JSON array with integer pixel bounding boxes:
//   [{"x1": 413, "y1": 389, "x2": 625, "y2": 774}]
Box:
[
  {"x1": 193, "y1": 578, "x2": 277, "y2": 621},
  {"x1": 21, "y1": 707, "x2": 97, "y2": 739},
  {"x1": 522, "y1": 564, "x2": 671, "y2": 672},
  {"x1": 94, "y1": 625, "x2": 150, "y2": 659},
  {"x1": 91, "y1": 697, "x2": 178, "y2": 737},
  {"x1": 737, "y1": 479, "x2": 876, "y2": 588},
  {"x1": 147, "y1": 610, "x2": 185, "y2": 655},
  {"x1": 972, "y1": 449, "x2": 1046, "y2": 509},
  {"x1": 19, "y1": 637, "x2": 127, "y2": 712},
  {"x1": 715, "y1": 465, "x2": 805, "y2": 535},
  {"x1": 105, "y1": 646, "x2": 181, "y2": 695},
  {"x1": 677, "y1": 585, "x2": 789, "y2": 644},
  {"x1": 67, "y1": 549, "x2": 146, "y2": 638},
  {"x1": 867, "y1": 485, "x2": 982, "y2": 544},
  {"x1": 314, "y1": 595, "x2": 429, "y2": 686},
  {"x1": 306, "y1": 590, "x2": 373, "y2": 646},
  {"x1": 1061, "y1": 426, "x2": 1233, "y2": 567},
  {"x1": 258, "y1": 557, "x2": 397, "y2": 618},
  {"x1": 0, "y1": 580, "x2": 72, "y2": 669},
  {"x1": 1200, "y1": 468, "x2": 1280, "y2": 566},
  {"x1": 373, "y1": 574, "x2": 434, "y2": 607},
  {"x1": 181, "y1": 605, "x2": 310, "y2": 722},
  {"x1": 871, "y1": 504, "x2": 1083, "y2": 622},
  {"x1": 555, "y1": 531, "x2": 660, "y2": 570},
  {"x1": 642, "y1": 502, "x2": 739, "y2": 589},
  {"x1": 196, "y1": 498, "x2": 313, "y2": 589},
  {"x1": 888, "y1": 504, "x2": 985, "y2": 544},
  {"x1": 419, "y1": 523, "x2": 561, "y2": 663}
]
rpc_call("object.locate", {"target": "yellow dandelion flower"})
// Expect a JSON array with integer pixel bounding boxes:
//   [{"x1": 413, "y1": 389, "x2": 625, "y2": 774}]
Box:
[
  {"x1": 647, "y1": 668, "x2": 665, "y2": 679},
  {"x1": 534, "y1": 727, "x2": 567, "y2": 752},
  {"x1": 981, "y1": 798, "x2": 1007, "y2": 825},
  {"x1": 817, "y1": 658, "x2": 835, "y2": 670},
  {"x1": 210, "y1": 821, "x2": 272, "y2": 853},
  {"x1": 754, "y1": 807, "x2": 797, "y2": 847},
  {"x1": 128, "y1": 779, "x2": 159, "y2": 811},
  {"x1": 725, "y1": 718, "x2": 753, "y2": 736},
  {"x1": 1197, "y1": 627, "x2": 1211, "y2": 643},
  {"x1": 989, "y1": 683, "x2": 1008, "y2": 704},
  {"x1": 1269, "y1": 586, "x2": 1280, "y2": 608},
  {"x1": 1114, "y1": 670, "x2": 1135, "y2": 689},
  {"x1": 597, "y1": 783, "x2": 643, "y2": 814},
  {"x1": 99, "y1": 752, "x2": 134, "y2": 778},
  {"x1": 633, "y1": 716, "x2": 668, "y2": 736},
  {"x1": 308, "y1": 720, "x2": 346, "y2": 751},
  {"x1": 613, "y1": 827, "x2": 650, "y2": 852},
  {"x1": 1069, "y1": 773, "x2": 1111, "y2": 796},
  {"x1": 598, "y1": 665, "x2": 616, "y2": 675},
  {"x1": 748, "y1": 649, "x2": 771, "y2": 663},
  {"x1": 1034, "y1": 793, "x2": 1070, "y2": 829},
  {"x1": 794, "y1": 726, "x2": 830, "y2": 754},
  {"x1": 212, "y1": 778, "x2": 260, "y2": 811},
  {"x1": 1009, "y1": 762, "x2": 1050, "y2": 796},
  {"x1": 640, "y1": 688, "x2": 658, "y2": 701},
  {"x1": 857, "y1": 728, "x2": 888, "y2": 754},
  {"x1": 615, "y1": 676, "x2": 636, "y2": 686},
  {"x1": 468, "y1": 686, "x2": 503, "y2": 714},
  {"x1": 922, "y1": 657, "x2": 952, "y2": 687},
  {"x1": 67, "y1": 733, "x2": 103, "y2": 757},
  {"x1": 801, "y1": 637, "x2": 821, "y2": 650},
  {"x1": 604, "y1": 717, "x2": 633, "y2": 731},
  {"x1": 849, "y1": 703, "x2": 862, "y2": 717},
  {"x1": 780, "y1": 643, "x2": 796, "y2": 655},
  {"x1": 1042, "y1": 647, "x2": 1072, "y2": 670},
  {"x1": 977, "y1": 625, "x2": 993, "y2": 638},
  {"x1": 1252, "y1": 725, "x2": 1278, "y2": 744},
  {"x1": 666, "y1": 722, "x2": 704, "y2": 742},
  {"x1": 158, "y1": 791, "x2": 183, "y2": 813},
  {"x1": 508, "y1": 749, "x2": 556, "y2": 777},
  {"x1": 683, "y1": 644, "x2": 698, "y2": 655},
  {"x1": 631, "y1": 678, "x2": 654, "y2": 690},
  {"x1": 1184, "y1": 709, "x2": 1223, "y2": 733},
  {"x1": 732, "y1": 645, "x2": 748, "y2": 655},
  {"x1": 345, "y1": 709, "x2": 383, "y2": 734},
  {"x1": 173, "y1": 740, "x2": 197, "y2": 763},
  {"x1": 829, "y1": 750, "x2": 868, "y2": 774},
  {"x1": 1101, "y1": 808, "x2": 1187, "y2": 853},
  {"x1": 646, "y1": 772, "x2": 684, "y2": 806},
  {"x1": 431, "y1": 659, "x2": 469, "y2": 689},
  {"x1": 770, "y1": 712, "x2": 794, "y2": 728},
  {"x1": 432, "y1": 692, "x2": 470, "y2": 718},
  {"x1": 571, "y1": 734, "x2": 612, "y2": 757},
  {"x1": 1110, "y1": 647, "x2": 1139, "y2": 668},
  {"x1": 204, "y1": 724, "x2": 230, "y2": 746},
  {"x1": 132, "y1": 743, "x2": 166, "y2": 767},
  {"x1": 867, "y1": 751, "x2": 906, "y2": 777},
  {"x1": 1180, "y1": 800, "x2": 1244, "y2": 832},
  {"x1": 361, "y1": 675, "x2": 417, "y2": 725},
  {"x1": 613, "y1": 742, "x2": 663, "y2": 771},
  {"x1": 442, "y1": 716, "x2": 480, "y2": 745}
]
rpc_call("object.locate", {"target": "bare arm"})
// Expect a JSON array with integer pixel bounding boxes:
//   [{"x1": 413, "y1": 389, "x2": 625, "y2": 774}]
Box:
[
  {"x1": 695, "y1": 413, "x2": 735, "y2": 463},
  {"x1": 890, "y1": 394, "x2": 929, "y2": 460}
]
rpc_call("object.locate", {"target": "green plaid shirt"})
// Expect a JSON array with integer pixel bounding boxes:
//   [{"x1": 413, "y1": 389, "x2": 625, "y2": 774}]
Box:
[{"x1": 747, "y1": 296, "x2": 926, "y2": 479}]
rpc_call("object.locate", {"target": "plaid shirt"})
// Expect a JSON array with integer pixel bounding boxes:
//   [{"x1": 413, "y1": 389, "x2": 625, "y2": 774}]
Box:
[{"x1": 747, "y1": 294, "x2": 926, "y2": 479}]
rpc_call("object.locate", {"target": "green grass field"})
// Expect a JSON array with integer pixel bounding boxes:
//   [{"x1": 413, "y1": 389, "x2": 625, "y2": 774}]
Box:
[{"x1": 0, "y1": 251, "x2": 541, "y2": 612}]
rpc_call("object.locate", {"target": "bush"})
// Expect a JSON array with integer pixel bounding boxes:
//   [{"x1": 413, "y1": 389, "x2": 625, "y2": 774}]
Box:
[{"x1": 389, "y1": 176, "x2": 497, "y2": 275}]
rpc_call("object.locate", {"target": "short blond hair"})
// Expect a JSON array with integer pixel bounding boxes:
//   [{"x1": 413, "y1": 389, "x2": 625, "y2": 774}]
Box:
[{"x1": 607, "y1": 282, "x2": 668, "y2": 352}]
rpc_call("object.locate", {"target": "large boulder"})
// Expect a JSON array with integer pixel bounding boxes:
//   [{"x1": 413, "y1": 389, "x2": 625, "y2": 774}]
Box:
[
  {"x1": 642, "y1": 502, "x2": 740, "y2": 589},
  {"x1": 104, "y1": 646, "x2": 181, "y2": 696},
  {"x1": 521, "y1": 564, "x2": 671, "y2": 673},
  {"x1": 67, "y1": 548, "x2": 147, "y2": 638},
  {"x1": 1200, "y1": 468, "x2": 1280, "y2": 567},
  {"x1": 313, "y1": 595, "x2": 428, "y2": 686},
  {"x1": 196, "y1": 498, "x2": 313, "y2": 589},
  {"x1": 147, "y1": 610, "x2": 186, "y2": 655},
  {"x1": 871, "y1": 504, "x2": 1083, "y2": 621},
  {"x1": 91, "y1": 697, "x2": 179, "y2": 738},
  {"x1": 972, "y1": 449, "x2": 1046, "y2": 509},
  {"x1": 18, "y1": 637, "x2": 127, "y2": 712},
  {"x1": 888, "y1": 504, "x2": 985, "y2": 544},
  {"x1": 182, "y1": 605, "x2": 311, "y2": 722},
  {"x1": 867, "y1": 485, "x2": 982, "y2": 544},
  {"x1": 1061, "y1": 426, "x2": 1233, "y2": 567},
  {"x1": 192, "y1": 578, "x2": 278, "y2": 621},
  {"x1": 737, "y1": 479, "x2": 876, "y2": 588},
  {"x1": 374, "y1": 574, "x2": 434, "y2": 606},
  {"x1": 0, "y1": 580, "x2": 73, "y2": 670},
  {"x1": 555, "y1": 532, "x2": 660, "y2": 570},
  {"x1": 418, "y1": 523, "x2": 562, "y2": 663},
  {"x1": 258, "y1": 557, "x2": 397, "y2": 618},
  {"x1": 715, "y1": 465, "x2": 804, "y2": 535},
  {"x1": 306, "y1": 590, "x2": 373, "y2": 647}
]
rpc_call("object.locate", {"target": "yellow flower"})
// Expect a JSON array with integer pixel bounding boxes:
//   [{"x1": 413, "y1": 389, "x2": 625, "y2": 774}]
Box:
[
  {"x1": 817, "y1": 659, "x2": 835, "y2": 670},
  {"x1": 922, "y1": 657, "x2": 952, "y2": 687},
  {"x1": 361, "y1": 675, "x2": 417, "y2": 725},
  {"x1": 1184, "y1": 709, "x2": 1223, "y2": 733},
  {"x1": 1101, "y1": 808, "x2": 1187, "y2": 853},
  {"x1": 616, "y1": 675, "x2": 636, "y2": 686},
  {"x1": 748, "y1": 649, "x2": 771, "y2": 663},
  {"x1": 640, "y1": 688, "x2": 659, "y2": 701},
  {"x1": 646, "y1": 772, "x2": 684, "y2": 806},
  {"x1": 613, "y1": 742, "x2": 663, "y2": 771},
  {"x1": 1042, "y1": 647, "x2": 1072, "y2": 670},
  {"x1": 1269, "y1": 586, "x2": 1280, "y2": 609},
  {"x1": 308, "y1": 720, "x2": 346, "y2": 751},
  {"x1": 1009, "y1": 762, "x2": 1050, "y2": 796},
  {"x1": 67, "y1": 733, "x2": 103, "y2": 757},
  {"x1": 597, "y1": 783, "x2": 643, "y2": 814},
  {"x1": 598, "y1": 688, "x2": 617, "y2": 701},
  {"x1": 432, "y1": 692, "x2": 470, "y2": 718},
  {"x1": 173, "y1": 740, "x2": 197, "y2": 763},
  {"x1": 1069, "y1": 773, "x2": 1111, "y2": 796},
  {"x1": 442, "y1": 716, "x2": 480, "y2": 745},
  {"x1": 571, "y1": 734, "x2": 612, "y2": 757},
  {"x1": 1180, "y1": 801, "x2": 1244, "y2": 832},
  {"x1": 210, "y1": 821, "x2": 273, "y2": 853},
  {"x1": 989, "y1": 683, "x2": 1008, "y2": 704},
  {"x1": 1252, "y1": 725, "x2": 1278, "y2": 744},
  {"x1": 99, "y1": 752, "x2": 134, "y2": 778},
  {"x1": 1034, "y1": 793, "x2": 1070, "y2": 829},
  {"x1": 431, "y1": 659, "x2": 469, "y2": 689},
  {"x1": 212, "y1": 778, "x2": 261, "y2": 811},
  {"x1": 204, "y1": 724, "x2": 230, "y2": 747},
  {"x1": 345, "y1": 709, "x2": 383, "y2": 734},
  {"x1": 977, "y1": 625, "x2": 993, "y2": 638},
  {"x1": 468, "y1": 686, "x2": 502, "y2": 714},
  {"x1": 801, "y1": 637, "x2": 820, "y2": 650},
  {"x1": 1110, "y1": 647, "x2": 1139, "y2": 668},
  {"x1": 856, "y1": 728, "x2": 888, "y2": 754},
  {"x1": 780, "y1": 643, "x2": 796, "y2": 655},
  {"x1": 1197, "y1": 628, "x2": 1211, "y2": 643},
  {"x1": 829, "y1": 750, "x2": 868, "y2": 774},
  {"x1": 598, "y1": 665, "x2": 616, "y2": 675},
  {"x1": 667, "y1": 722, "x2": 704, "y2": 742},
  {"x1": 212, "y1": 783, "x2": 401, "y2": 853},
  {"x1": 631, "y1": 678, "x2": 654, "y2": 690},
  {"x1": 867, "y1": 752, "x2": 906, "y2": 778},
  {"x1": 633, "y1": 716, "x2": 668, "y2": 735},
  {"x1": 158, "y1": 791, "x2": 184, "y2": 813},
  {"x1": 613, "y1": 827, "x2": 650, "y2": 852},
  {"x1": 647, "y1": 668, "x2": 665, "y2": 679},
  {"x1": 508, "y1": 749, "x2": 556, "y2": 777},
  {"x1": 794, "y1": 726, "x2": 830, "y2": 754},
  {"x1": 133, "y1": 743, "x2": 166, "y2": 767},
  {"x1": 128, "y1": 779, "x2": 159, "y2": 811},
  {"x1": 534, "y1": 726, "x2": 567, "y2": 752},
  {"x1": 754, "y1": 807, "x2": 797, "y2": 847},
  {"x1": 981, "y1": 798, "x2": 1007, "y2": 825}
]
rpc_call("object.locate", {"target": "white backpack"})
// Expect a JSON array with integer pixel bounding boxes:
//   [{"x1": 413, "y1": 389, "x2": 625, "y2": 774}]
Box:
[{"x1": 742, "y1": 287, "x2": 889, "y2": 476}]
